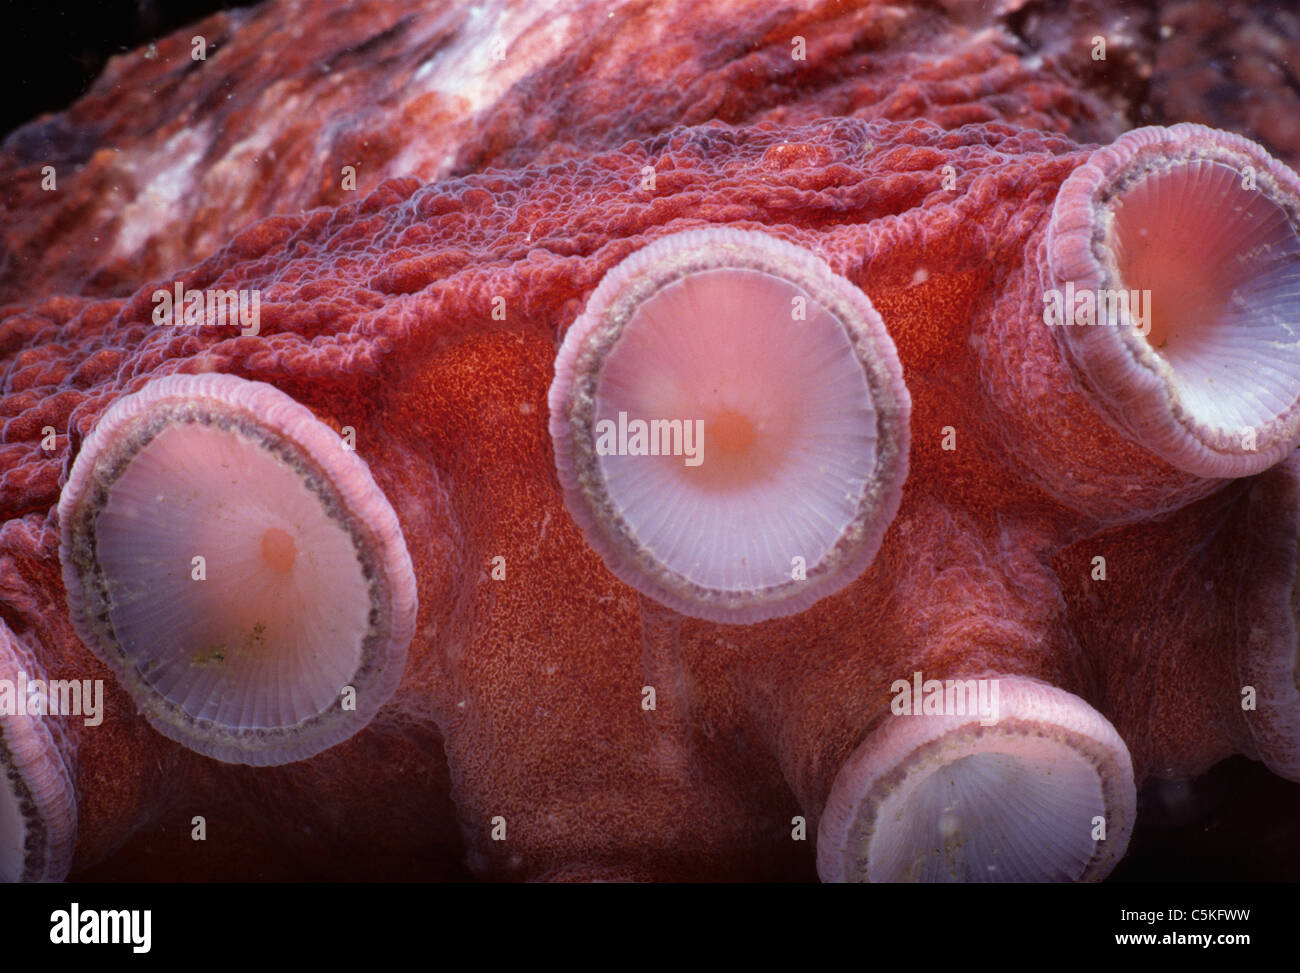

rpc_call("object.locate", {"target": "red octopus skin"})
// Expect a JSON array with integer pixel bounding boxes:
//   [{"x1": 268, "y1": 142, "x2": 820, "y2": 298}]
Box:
[{"x1": 0, "y1": 0, "x2": 1298, "y2": 882}]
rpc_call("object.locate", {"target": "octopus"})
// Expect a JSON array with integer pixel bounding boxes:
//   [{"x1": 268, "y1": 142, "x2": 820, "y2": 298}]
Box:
[{"x1": 1, "y1": 0, "x2": 1299, "y2": 883}]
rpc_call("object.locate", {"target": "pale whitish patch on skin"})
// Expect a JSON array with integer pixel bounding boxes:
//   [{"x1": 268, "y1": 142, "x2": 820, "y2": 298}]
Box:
[
  {"x1": 395, "y1": 1, "x2": 577, "y2": 177},
  {"x1": 203, "y1": 118, "x2": 281, "y2": 211},
  {"x1": 110, "y1": 122, "x2": 213, "y2": 261}
]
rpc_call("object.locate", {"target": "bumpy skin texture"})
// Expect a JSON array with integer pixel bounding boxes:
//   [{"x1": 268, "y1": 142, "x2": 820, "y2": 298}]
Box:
[
  {"x1": 0, "y1": 0, "x2": 1297, "y2": 880},
  {"x1": 0, "y1": 0, "x2": 1130, "y2": 305}
]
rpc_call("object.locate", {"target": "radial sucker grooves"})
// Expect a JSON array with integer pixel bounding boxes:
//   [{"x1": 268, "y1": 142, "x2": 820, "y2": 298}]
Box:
[
  {"x1": 817, "y1": 677, "x2": 1136, "y2": 883},
  {"x1": 549, "y1": 226, "x2": 911, "y2": 623},
  {"x1": 1046, "y1": 123, "x2": 1300, "y2": 477},
  {"x1": 58, "y1": 372, "x2": 417, "y2": 766},
  {"x1": 0, "y1": 622, "x2": 76, "y2": 883}
]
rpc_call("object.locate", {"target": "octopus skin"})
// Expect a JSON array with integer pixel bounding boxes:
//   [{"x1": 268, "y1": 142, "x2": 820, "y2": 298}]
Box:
[{"x1": 0, "y1": 0, "x2": 1298, "y2": 882}]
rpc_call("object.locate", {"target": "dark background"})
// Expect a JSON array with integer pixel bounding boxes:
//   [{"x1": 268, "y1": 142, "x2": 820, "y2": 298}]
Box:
[{"x1": 0, "y1": 0, "x2": 260, "y2": 136}]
